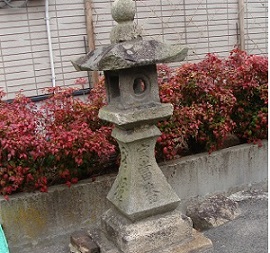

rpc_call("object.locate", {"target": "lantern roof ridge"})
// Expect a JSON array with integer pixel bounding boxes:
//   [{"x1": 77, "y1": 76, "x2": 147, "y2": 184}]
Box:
[{"x1": 72, "y1": 39, "x2": 188, "y2": 71}]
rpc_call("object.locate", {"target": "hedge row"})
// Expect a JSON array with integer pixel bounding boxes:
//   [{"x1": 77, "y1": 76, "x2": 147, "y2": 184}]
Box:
[{"x1": 0, "y1": 48, "x2": 267, "y2": 198}]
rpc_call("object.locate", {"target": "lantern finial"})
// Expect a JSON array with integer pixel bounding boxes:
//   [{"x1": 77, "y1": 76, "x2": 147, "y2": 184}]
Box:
[{"x1": 110, "y1": 0, "x2": 142, "y2": 43}]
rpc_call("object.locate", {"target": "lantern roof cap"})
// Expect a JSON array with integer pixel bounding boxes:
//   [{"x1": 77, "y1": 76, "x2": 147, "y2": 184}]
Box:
[
  {"x1": 72, "y1": 39, "x2": 188, "y2": 71},
  {"x1": 72, "y1": 0, "x2": 188, "y2": 71}
]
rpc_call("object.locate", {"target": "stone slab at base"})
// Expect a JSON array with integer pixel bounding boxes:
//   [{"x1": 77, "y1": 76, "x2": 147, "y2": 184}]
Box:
[
  {"x1": 85, "y1": 228, "x2": 213, "y2": 253},
  {"x1": 100, "y1": 209, "x2": 193, "y2": 253},
  {"x1": 70, "y1": 229, "x2": 213, "y2": 253},
  {"x1": 154, "y1": 229, "x2": 213, "y2": 253},
  {"x1": 70, "y1": 209, "x2": 213, "y2": 253}
]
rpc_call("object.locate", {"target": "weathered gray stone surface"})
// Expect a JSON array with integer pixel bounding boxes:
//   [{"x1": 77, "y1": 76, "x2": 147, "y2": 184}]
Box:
[
  {"x1": 88, "y1": 229, "x2": 213, "y2": 253},
  {"x1": 85, "y1": 209, "x2": 213, "y2": 253},
  {"x1": 186, "y1": 195, "x2": 241, "y2": 231},
  {"x1": 99, "y1": 209, "x2": 193, "y2": 253},
  {"x1": 107, "y1": 125, "x2": 180, "y2": 221},
  {"x1": 110, "y1": 0, "x2": 142, "y2": 43},
  {"x1": 110, "y1": 22, "x2": 142, "y2": 44},
  {"x1": 104, "y1": 65, "x2": 160, "y2": 110},
  {"x1": 71, "y1": 0, "x2": 209, "y2": 252},
  {"x1": 70, "y1": 231, "x2": 99, "y2": 253},
  {"x1": 72, "y1": 40, "x2": 188, "y2": 71},
  {"x1": 98, "y1": 103, "x2": 173, "y2": 128},
  {"x1": 111, "y1": 0, "x2": 135, "y2": 22},
  {"x1": 228, "y1": 188, "x2": 268, "y2": 202}
]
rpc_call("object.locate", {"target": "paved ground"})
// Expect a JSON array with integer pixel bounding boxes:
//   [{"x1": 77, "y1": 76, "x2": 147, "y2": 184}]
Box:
[
  {"x1": 204, "y1": 189, "x2": 268, "y2": 253},
  {"x1": 19, "y1": 188, "x2": 268, "y2": 253}
]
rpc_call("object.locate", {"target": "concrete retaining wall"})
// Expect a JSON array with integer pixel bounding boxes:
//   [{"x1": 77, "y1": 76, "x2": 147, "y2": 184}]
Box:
[
  {"x1": 162, "y1": 140, "x2": 268, "y2": 211},
  {"x1": 0, "y1": 141, "x2": 267, "y2": 252}
]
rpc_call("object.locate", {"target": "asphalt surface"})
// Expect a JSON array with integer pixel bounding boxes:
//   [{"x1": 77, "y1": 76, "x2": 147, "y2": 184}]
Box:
[
  {"x1": 20, "y1": 188, "x2": 268, "y2": 253},
  {"x1": 204, "y1": 189, "x2": 268, "y2": 253}
]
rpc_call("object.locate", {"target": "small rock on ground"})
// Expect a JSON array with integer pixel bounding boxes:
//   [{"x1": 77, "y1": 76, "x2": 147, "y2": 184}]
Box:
[{"x1": 186, "y1": 194, "x2": 241, "y2": 231}]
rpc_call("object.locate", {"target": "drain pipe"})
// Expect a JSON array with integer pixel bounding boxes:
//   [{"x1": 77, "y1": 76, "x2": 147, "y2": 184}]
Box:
[{"x1": 45, "y1": 0, "x2": 56, "y2": 87}]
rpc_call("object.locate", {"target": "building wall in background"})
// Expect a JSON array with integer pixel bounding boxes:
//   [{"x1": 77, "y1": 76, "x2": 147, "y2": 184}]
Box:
[
  {"x1": 245, "y1": 0, "x2": 268, "y2": 54},
  {"x1": 0, "y1": 0, "x2": 268, "y2": 99},
  {"x1": 0, "y1": 0, "x2": 89, "y2": 99}
]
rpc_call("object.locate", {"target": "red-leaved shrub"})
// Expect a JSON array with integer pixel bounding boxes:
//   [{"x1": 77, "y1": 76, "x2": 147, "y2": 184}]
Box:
[
  {"x1": 156, "y1": 49, "x2": 267, "y2": 161},
  {"x1": 0, "y1": 49, "x2": 267, "y2": 197},
  {"x1": 0, "y1": 93, "x2": 48, "y2": 197},
  {"x1": 225, "y1": 49, "x2": 268, "y2": 143},
  {"x1": 0, "y1": 83, "x2": 116, "y2": 198},
  {"x1": 40, "y1": 86, "x2": 115, "y2": 185}
]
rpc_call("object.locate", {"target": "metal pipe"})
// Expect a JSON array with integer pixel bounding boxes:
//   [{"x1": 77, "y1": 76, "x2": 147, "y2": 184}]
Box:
[{"x1": 45, "y1": 0, "x2": 56, "y2": 87}]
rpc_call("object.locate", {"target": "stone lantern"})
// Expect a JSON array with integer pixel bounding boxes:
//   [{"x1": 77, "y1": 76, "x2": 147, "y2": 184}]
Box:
[{"x1": 71, "y1": 0, "x2": 213, "y2": 252}]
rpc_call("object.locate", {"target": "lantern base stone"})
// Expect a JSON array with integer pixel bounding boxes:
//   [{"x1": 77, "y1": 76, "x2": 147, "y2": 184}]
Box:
[{"x1": 71, "y1": 209, "x2": 213, "y2": 253}]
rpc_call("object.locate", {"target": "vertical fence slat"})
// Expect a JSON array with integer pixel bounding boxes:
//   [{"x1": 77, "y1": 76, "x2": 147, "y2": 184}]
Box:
[
  {"x1": 85, "y1": 0, "x2": 99, "y2": 86},
  {"x1": 238, "y1": 0, "x2": 245, "y2": 50}
]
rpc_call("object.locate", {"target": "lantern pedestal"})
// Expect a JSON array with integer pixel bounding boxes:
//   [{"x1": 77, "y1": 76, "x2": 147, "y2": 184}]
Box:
[{"x1": 107, "y1": 125, "x2": 180, "y2": 221}]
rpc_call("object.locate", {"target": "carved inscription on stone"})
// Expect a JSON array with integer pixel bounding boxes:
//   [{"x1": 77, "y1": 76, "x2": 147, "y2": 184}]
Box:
[
  {"x1": 114, "y1": 144, "x2": 128, "y2": 202},
  {"x1": 137, "y1": 142, "x2": 159, "y2": 204}
]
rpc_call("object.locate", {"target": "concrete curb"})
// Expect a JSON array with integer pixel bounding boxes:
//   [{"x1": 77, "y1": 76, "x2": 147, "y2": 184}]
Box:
[{"x1": 0, "y1": 141, "x2": 267, "y2": 252}]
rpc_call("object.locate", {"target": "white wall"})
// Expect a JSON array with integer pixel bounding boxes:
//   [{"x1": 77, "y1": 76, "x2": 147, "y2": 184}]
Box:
[
  {"x1": 0, "y1": 0, "x2": 89, "y2": 99},
  {"x1": 0, "y1": 0, "x2": 268, "y2": 99},
  {"x1": 92, "y1": 0, "x2": 268, "y2": 61}
]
